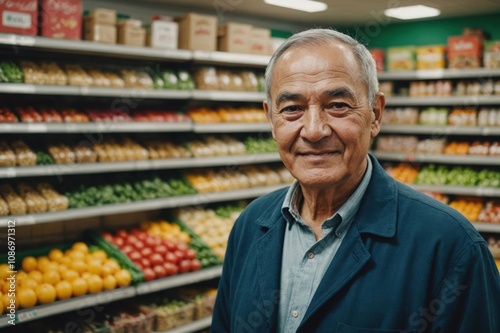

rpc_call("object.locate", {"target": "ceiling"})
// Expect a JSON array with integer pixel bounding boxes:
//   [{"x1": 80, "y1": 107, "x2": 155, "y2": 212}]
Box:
[{"x1": 145, "y1": 0, "x2": 500, "y2": 26}]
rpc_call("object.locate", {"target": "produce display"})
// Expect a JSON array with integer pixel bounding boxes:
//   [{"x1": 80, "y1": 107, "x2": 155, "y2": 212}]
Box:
[
  {"x1": 187, "y1": 135, "x2": 245, "y2": 157},
  {"x1": 381, "y1": 107, "x2": 419, "y2": 125},
  {"x1": 479, "y1": 201, "x2": 500, "y2": 223},
  {"x1": 188, "y1": 106, "x2": 267, "y2": 123},
  {"x1": 395, "y1": 79, "x2": 500, "y2": 98},
  {"x1": 414, "y1": 165, "x2": 500, "y2": 187},
  {"x1": 0, "y1": 61, "x2": 23, "y2": 83},
  {"x1": 193, "y1": 67, "x2": 262, "y2": 92},
  {"x1": 487, "y1": 236, "x2": 500, "y2": 260},
  {"x1": 419, "y1": 107, "x2": 449, "y2": 126},
  {"x1": 244, "y1": 137, "x2": 277, "y2": 153},
  {"x1": 448, "y1": 197, "x2": 484, "y2": 222},
  {"x1": 0, "y1": 241, "x2": 133, "y2": 312},
  {"x1": 0, "y1": 182, "x2": 67, "y2": 216},
  {"x1": 384, "y1": 163, "x2": 420, "y2": 184}
]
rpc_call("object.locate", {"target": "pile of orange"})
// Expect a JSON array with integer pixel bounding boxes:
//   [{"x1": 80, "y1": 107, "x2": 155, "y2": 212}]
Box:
[{"x1": 0, "y1": 241, "x2": 132, "y2": 312}]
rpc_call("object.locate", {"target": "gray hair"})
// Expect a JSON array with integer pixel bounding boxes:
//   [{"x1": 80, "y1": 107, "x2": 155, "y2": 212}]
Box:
[{"x1": 265, "y1": 29, "x2": 379, "y2": 112}]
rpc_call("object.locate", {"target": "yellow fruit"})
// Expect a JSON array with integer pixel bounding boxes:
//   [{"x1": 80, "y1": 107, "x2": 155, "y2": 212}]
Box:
[
  {"x1": 37, "y1": 256, "x2": 50, "y2": 270},
  {"x1": 40, "y1": 262, "x2": 59, "y2": 274},
  {"x1": 48, "y1": 249, "x2": 64, "y2": 262},
  {"x1": 59, "y1": 256, "x2": 72, "y2": 267},
  {"x1": 28, "y1": 270, "x2": 43, "y2": 284},
  {"x1": 71, "y1": 278, "x2": 88, "y2": 297},
  {"x1": 62, "y1": 270, "x2": 79, "y2": 282},
  {"x1": 17, "y1": 287, "x2": 37, "y2": 309},
  {"x1": 21, "y1": 256, "x2": 38, "y2": 273},
  {"x1": 70, "y1": 260, "x2": 87, "y2": 275},
  {"x1": 19, "y1": 278, "x2": 38, "y2": 290},
  {"x1": 91, "y1": 250, "x2": 108, "y2": 262},
  {"x1": 55, "y1": 280, "x2": 72, "y2": 300},
  {"x1": 43, "y1": 271, "x2": 61, "y2": 285},
  {"x1": 0, "y1": 297, "x2": 3, "y2": 315},
  {"x1": 2, "y1": 281, "x2": 10, "y2": 294},
  {"x1": 81, "y1": 272, "x2": 91, "y2": 280},
  {"x1": 16, "y1": 270, "x2": 28, "y2": 281},
  {"x1": 87, "y1": 260, "x2": 102, "y2": 276},
  {"x1": 0, "y1": 264, "x2": 11, "y2": 280},
  {"x1": 114, "y1": 269, "x2": 131, "y2": 288},
  {"x1": 36, "y1": 283, "x2": 56, "y2": 304},
  {"x1": 1, "y1": 293, "x2": 16, "y2": 312},
  {"x1": 100, "y1": 265, "x2": 112, "y2": 278},
  {"x1": 72, "y1": 242, "x2": 89, "y2": 254},
  {"x1": 102, "y1": 275, "x2": 117, "y2": 291},
  {"x1": 68, "y1": 250, "x2": 85, "y2": 260},
  {"x1": 104, "y1": 259, "x2": 120, "y2": 274},
  {"x1": 58, "y1": 265, "x2": 69, "y2": 275},
  {"x1": 86, "y1": 275, "x2": 103, "y2": 294}
]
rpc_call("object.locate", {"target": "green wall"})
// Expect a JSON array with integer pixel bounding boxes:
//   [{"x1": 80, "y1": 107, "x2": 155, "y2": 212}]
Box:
[{"x1": 336, "y1": 12, "x2": 500, "y2": 49}]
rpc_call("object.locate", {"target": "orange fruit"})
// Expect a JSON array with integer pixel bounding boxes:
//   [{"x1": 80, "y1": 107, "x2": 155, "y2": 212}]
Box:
[
  {"x1": 102, "y1": 275, "x2": 117, "y2": 291},
  {"x1": 62, "y1": 270, "x2": 79, "y2": 282},
  {"x1": 55, "y1": 280, "x2": 72, "y2": 300},
  {"x1": 72, "y1": 242, "x2": 89, "y2": 254},
  {"x1": 100, "y1": 265, "x2": 112, "y2": 278},
  {"x1": 91, "y1": 250, "x2": 108, "y2": 262},
  {"x1": 0, "y1": 264, "x2": 11, "y2": 280},
  {"x1": 70, "y1": 260, "x2": 87, "y2": 275},
  {"x1": 16, "y1": 270, "x2": 28, "y2": 281},
  {"x1": 28, "y1": 270, "x2": 43, "y2": 284},
  {"x1": 17, "y1": 287, "x2": 37, "y2": 309},
  {"x1": 68, "y1": 250, "x2": 85, "y2": 260},
  {"x1": 87, "y1": 260, "x2": 102, "y2": 276},
  {"x1": 43, "y1": 271, "x2": 60, "y2": 285},
  {"x1": 19, "y1": 278, "x2": 38, "y2": 290},
  {"x1": 37, "y1": 256, "x2": 50, "y2": 270},
  {"x1": 81, "y1": 272, "x2": 91, "y2": 280},
  {"x1": 36, "y1": 283, "x2": 56, "y2": 304},
  {"x1": 48, "y1": 249, "x2": 64, "y2": 262},
  {"x1": 114, "y1": 269, "x2": 131, "y2": 288},
  {"x1": 86, "y1": 275, "x2": 103, "y2": 294},
  {"x1": 40, "y1": 262, "x2": 59, "y2": 274},
  {"x1": 59, "y1": 256, "x2": 72, "y2": 267},
  {"x1": 58, "y1": 265, "x2": 69, "y2": 275},
  {"x1": 0, "y1": 297, "x2": 3, "y2": 315},
  {"x1": 71, "y1": 278, "x2": 88, "y2": 297},
  {"x1": 104, "y1": 259, "x2": 120, "y2": 274},
  {"x1": 21, "y1": 256, "x2": 38, "y2": 273},
  {"x1": 1, "y1": 293, "x2": 16, "y2": 312},
  {"x1": 2, "y1": 281, "x2": 10, "y2": 294}
]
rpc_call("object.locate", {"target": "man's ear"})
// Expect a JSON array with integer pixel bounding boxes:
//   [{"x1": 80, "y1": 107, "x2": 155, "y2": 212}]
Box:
[
  {"x1": 371, "y1": 92, "x2": 385, "y2": 138},
  {"x1": 263, "y1": 100, "x2": 276, "y2": 139}
]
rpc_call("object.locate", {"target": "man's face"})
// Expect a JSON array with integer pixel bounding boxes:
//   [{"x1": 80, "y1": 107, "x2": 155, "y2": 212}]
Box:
[{"x1": 264, "y1": 41, "x2": 384, "y2": 191}]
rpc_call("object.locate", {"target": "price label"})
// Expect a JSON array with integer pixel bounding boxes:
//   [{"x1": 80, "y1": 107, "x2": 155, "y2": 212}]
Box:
[{"x1": 17, "y1": 309, "x2": 37, "y2": 322}]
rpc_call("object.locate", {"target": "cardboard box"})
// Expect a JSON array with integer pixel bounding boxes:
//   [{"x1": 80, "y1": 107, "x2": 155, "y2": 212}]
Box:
[
  {"x1": 387, "y1": 46, "x2": 416, "y2": 71},
  {"x1": 0, "y1": 0, "x2": 37, "y2": 35},
  {"x1": 484, "y1": 40, "x2": 500, "y2": 69},
  {"x1": 175, "y1": 12, "x2": 217, "y2": 51},
  {"x1": 218, "y1": 22, "x2": 252, "y2": 54},
  {"x1": 89, "y1": 7, "x2": 116, "y2": 26},
  {"x1": 118, "y1": 20, "x2": 145, "y2": 46},
  {"x1": 447, "y1": 35, "x2": 482, "y2": 69},
  {"x1": 370, "y1": 48, "x2": 385, "y2": 72},
  {"x1": 84, "y1": 21, "x2": 116, "y2": 44},
  {"x1": 416, "y1": 45, "x2": 446, "y2": 70},
  {"x1": 250, "y1": 27, "x2": 270, "y2": 55},
  {"x1": 39, "y1": 0, "x2": 82, "y2": 40},
  {"x1": 147, "y1": 19, "x2": 178, "y2": 49}
]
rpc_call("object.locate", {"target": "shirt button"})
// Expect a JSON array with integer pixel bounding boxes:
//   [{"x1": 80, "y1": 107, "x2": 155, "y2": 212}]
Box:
[
  {"x1": 292, "y1": 310, "x2": 299, "y2": 318},
  {"x1": 307, "y1": 252, "x2": 315, "y2": 259}
]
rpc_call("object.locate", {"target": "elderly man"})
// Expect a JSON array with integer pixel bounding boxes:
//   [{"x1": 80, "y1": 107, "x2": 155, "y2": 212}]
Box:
[{"x1": 211, "y1": 29, "x2": 500, "y2": 333}]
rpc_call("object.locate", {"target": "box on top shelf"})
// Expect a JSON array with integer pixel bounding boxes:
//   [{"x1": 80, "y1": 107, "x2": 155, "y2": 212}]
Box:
[
  {"x1": 88, "y1": 7, "x2": 116, "y2": 26},
  {"x1": 83, "y1": 8, "x2": 117, "y2": 44},
  {"x1": 250, "y1": 27, "x2": 271, "y2": 55},
  {"x1": 218, "y1": 22, "x2": 252, "y2": 54},
  {"x1": 175, "y1": 12, "x2": 217, "y2": 51},
  {"x1": 147, "y1": 16, "x2": 178, "y2": 49},
  {"x1": 39, "y1": 0, "x2": 82, "y2": 40},
  {"x1": 416, "y1": 45, "x2": 446, "y2": 70},
  {"x1": 370, "y1": 48, "x2": 385, "y2": 72},
  {"x1": 447, "y1": 35, "x2": 483, "y2": 69},
  {"x1": 117, "y1": 18, "x2": 146, "y2": 46},
  {"x1": 387, "y1": 46, "x2": 416, "y2": 71},
  {"x1": 0, "y1": 0, "x2": 38, "y2": 35},
  {"x1": 484, "y1": 40, "x2": 500, "y2": 69}
]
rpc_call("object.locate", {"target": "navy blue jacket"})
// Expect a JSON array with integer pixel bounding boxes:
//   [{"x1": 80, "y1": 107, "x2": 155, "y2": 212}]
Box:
[{"x1": 211, "y1": 155, "x2": 500, "y2": 333}]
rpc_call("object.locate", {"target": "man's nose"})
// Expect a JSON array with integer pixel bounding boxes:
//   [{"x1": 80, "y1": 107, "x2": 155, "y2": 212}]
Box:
[{"x1": 300, "y1": 107, "x2": 332, "y2": 142}]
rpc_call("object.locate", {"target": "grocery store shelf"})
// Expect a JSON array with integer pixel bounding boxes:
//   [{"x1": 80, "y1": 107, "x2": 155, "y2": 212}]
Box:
[
  {"x1": 193, "y1": 122, "x2": 271, "y2": 133},
  {"x1": 0, "y1": 153, "x2": 281, "y2": 178},
  {"x1": 0, "y1": 33, "x2": 190, "y2": 61},
  {"x1": 0, "y1": 122, "x2": 192, "y2": 133},
  {"x1": 380, "y1": 125, "x2": 500, "y2": 136},
  {"x1": 0, "y1": 267, "x2": 222, "y2": 328},
  {"x1": 137, "y1": 266, "x2": 222, "y2": 295},
  {"x1": 0, "y1": 184, "x2": 288, "y2": 227},
  {"x1": 410, "y1": 184, "x2": 500, "y2": 197},
  {"x1": 154, "y1": 316, "x2": 212, "y2": 333},
  {"x1": 378, "y1": 68, "x2": 500, "y2": 81},
  {"x1": 473, "y1": 222, "x2": 500, "y2": 233},
  {"x1": 191, "y1": 90, "x2": 266, "y2": 102},
  {"x1": 373, "y1": 151, "x2": 500, "y2": 166},
  {"x1": 385, "y1": 95, "x2": 500, "y2": 106},
  {"x1": 192, "y1": 50, "x2": 270, "y2": 67}
]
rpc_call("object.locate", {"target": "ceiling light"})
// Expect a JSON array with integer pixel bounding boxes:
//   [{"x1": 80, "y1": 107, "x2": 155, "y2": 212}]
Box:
[
  {"x1": 264, "y1": 0, "x2": 328, "y2": 13},
  {"x1": 384, "y1": 5, "x2": 440, "y2": 20}
]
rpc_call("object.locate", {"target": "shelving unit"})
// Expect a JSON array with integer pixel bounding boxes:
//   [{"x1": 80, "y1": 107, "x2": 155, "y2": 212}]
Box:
[
  {"x1": 372, "y1": 151, "x2": 500, "y2": 166},
  {"x1": 380, "y1": 124, "x2": 500, "y2": 136}
]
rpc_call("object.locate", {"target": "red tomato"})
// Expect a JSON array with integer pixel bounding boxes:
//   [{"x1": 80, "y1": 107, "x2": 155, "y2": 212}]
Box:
[
  {"x1": 144, "y1": 237, "x2": 157, "y2": 248},
  {"x1": 154, "y1": 245, "x2": 167, "y2": 256},
  {"x1": 126, "y1": 235, "x2": 139, "y2": 246},
  {"x1": 164, "y1": 252, "x2": 177, "y2": 264},
  {"x1": 134, "y1": 240, "x2": 145, "y2": 250},
  {"x1": 140, "y1": 258, "x2": 151, "y2": 269},
  {"x1": 121, "y1": 245, "x2": 134, "y2": 255},
  {"x1": 140, "y1": 247, "x2": 153, "y2": 258},
  {"x1": 153, "y1": 265, "x2": 167, "y2": 278},
  {"x1": 163, "y1": 262, "x2": 178, "y2": 276},
  {"x1": 185, "y1": 249, "x2": 197, "y2": 260},
  {"x1": 164, "y1": 241, "x2": 177, "y2": 252},
  {"x1": 179, "y1": 260, "x2": 191, "y2": 273},
  {"x1": 133, "y1": 260, "x2": 144, "y2": 270},
  {"x1": 129, "y1": 251, "x2": 141, "y2": 262},
  {"x1": 116, "y1": 229, "x2": 128, "y2": 239},
  {"x1": 150, "y1": 253, "x2": 163, "y2": 266},
  {"x1": 174, "y1": 250, "x2": 185, "y2": 262},
  {"x1": 136, "y1": 232, "x2": 148, "y2": 241},
  {"x1": 190, "y1": 259, "x2": 202, "y2": 271},
  {"x1": 176, "y1": 243, "x2": 189, "y2": 252},
  {"x1": 101, "y1": 232, "x2": 114, "y2": 243},
  {"x1": 143, "y1": 268, "x2": 155, "y2": 281},
  {"x1": 113, "y1": 237, "x2": 125, "y2": 247}
]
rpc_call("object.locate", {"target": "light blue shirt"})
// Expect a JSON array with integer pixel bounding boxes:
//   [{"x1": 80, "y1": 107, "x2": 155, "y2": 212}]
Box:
[{"x1": 278, "y1": 156, "x2": 373, "y2": 332}]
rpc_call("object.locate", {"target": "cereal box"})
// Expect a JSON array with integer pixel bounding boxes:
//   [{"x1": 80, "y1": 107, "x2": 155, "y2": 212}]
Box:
[
  {"x1": 387, "y1": 46, "x2": 416, "y2": 71},
  {"x1": 0, "y1": 0, "x2": 37, "y2": 35},
  {"x1": 40, "y1": 0, "x2": 82, "y2": 40},
  {"x1": 448, "y1": 35, "x2": 482, "y2": 69},
  {"x1": 484, "y1": 40, "x2": 500, "y2": 69},
  {"x1": 416, "y1": 45, "x2": 446, "y2": 69}
]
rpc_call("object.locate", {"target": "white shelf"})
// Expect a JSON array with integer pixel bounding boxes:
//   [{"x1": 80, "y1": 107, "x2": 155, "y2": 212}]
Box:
[
  {"x1": 191, "y1": 90, "x2": 266, "y2": 102},
  {"x1": 378, "y1": 68, "x2": 500, "y2": 80},
  {"x1": 154, "y1": 316, "x2": 212, "y2": 333},
  {"x1": 0, "y1": 266, "x2": 222, "y2": 327},
  {"x1": 380, "y1": 125, "x2": 500, "y2": 136},
  {"x1": 385, "y1": 95, "x2": 500, "y2": 106},
  {"x1": 410, "y1": 184, "x2": 500, "y2": 197},
  {"x1": 192, "y1": 50, "x2": 270, "y2": 67},
  {"x1": 0, "y1": 184, "x2": 288, "y2": 227},
  {"x1": 0, "y1": 153, "x2": 281, "y2": 178},
  {"x1": 193, "y1": 122, "x2": 271, "y2": 133},
  {"x1": 473, "y1": 222, "x2": 500, "y2": 233},
  {"x1": 373, "y1": 152, "x2": 500, "y2": 166}
]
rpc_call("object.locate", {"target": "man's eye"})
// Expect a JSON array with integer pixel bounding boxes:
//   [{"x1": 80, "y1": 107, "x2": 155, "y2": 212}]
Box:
[
  {"x1": 280, "y1": 105, "x2": 302, "y2": 112},
  {"x1": 328, "y1": 102, "x2": 349, "y2": 109}
]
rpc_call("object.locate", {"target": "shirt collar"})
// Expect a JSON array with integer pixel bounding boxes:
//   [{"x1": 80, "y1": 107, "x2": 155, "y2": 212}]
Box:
[{"x1": 281, "y1": 155, "x2": 373, "y2": 237}]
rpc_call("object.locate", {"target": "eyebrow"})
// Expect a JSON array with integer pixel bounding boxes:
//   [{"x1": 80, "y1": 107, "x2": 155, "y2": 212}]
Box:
[
  {"x1": 322, "y1": 88, "x2": 356, "y2": 100},
  {"x1": 275, "y1": 92, "x2": 303, "y2": 107}
]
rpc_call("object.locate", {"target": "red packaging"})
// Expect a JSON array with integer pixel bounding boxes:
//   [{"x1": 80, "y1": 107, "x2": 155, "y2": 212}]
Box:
[
  {"x1": 370, "y1": 48, "x2": 385, "y2": 72},
  {"x1": 0, "y1": 0, "x2": 38, "y2": 35},
  {"x1": 40, "y1": 0, "x2": 82, "y2": 40},
  {"x1": 447, "y1": 35, "x2": 483, "y2": 69}
]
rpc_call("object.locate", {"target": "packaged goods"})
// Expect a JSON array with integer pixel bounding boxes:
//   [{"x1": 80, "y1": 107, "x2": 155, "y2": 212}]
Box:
[
  {"x1": 39, "y1": 0, "x2": 82, "y2": 40},
  {"x1": 87, "y1": 7, "x2": 116, "y2": 25},
  {"x1": 218, "y1": 22, "x2": 252, "y2": 54},
  {"x1": 0, "y1": 141, "x2": 16, "y2": 166},
  {"x1": 148, "y1": 17, "x2": 178, "y2": 49},
  {"x1": 484, "y1": 40, "x2": 500, "y2": 69},
  {"x1": 175, "y1": 12, "x2": 217, "y2": 51},
  {"x1": 84, "y1": 22, "x2": 116, "y2": 44},
  {"x1": 448, "y1": 35, "x2": 482, "y2": 68},
  {"x1": 40, "y1": 61, "x2": 67, "y2": 85},
  {"x1": 19, "y1": 60, "x2": 48, "y2": 85},
  {"x1": 65, "y1": 64, "x2": 93, "y2": 86},
  {"x1": 0, "y1": 0, "x2": 37, "y2": 35},
  {"x1": 16, "y1": 182, "x2": 47, "y2": 213},
  {"x1": 416, "y1": 45, "x2": 446, "y2": 69},
  {"x1": 0, "y1": 196, "x2": 8, "y2": 215},
  {"x1": 47, "y1": 143, "x2": 76, "y2": 164},
  {"x1": 193, "y1": 67, "x2": 219, "y2": 90},
  {"x1": 73, "y1": 144, "x2": 97, "y2": 163},
  {"x1": 370, "y1": 48, "x2": 385, "y2": 72},
  {"x1": 119, "y1": 68, "x2": 153, "y2": 89},
  {"x1": 10, "y1": 139, "x2": 36, "y2": 166},
  {"x1": 60, "y1": 108, "x2": 89, "y2": 122},
  {"x1": 250, "y1": 27, "x2": 271, "y2": 55},
  {"x1": 16, "y1": 106, "x2": 42, "y2": 122},
  {"x1": 0, "y1": 107, "x2": 18, "y2": 122},
  {"x1": 387, "y1": 46, "x2": 416, "y2": 71},
  {"x1": 0, "y1": 184, "x2": 27, "y2": 215},
  {"x1": 118, "y1": 19, "x2": 146, "y2": 46}
]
